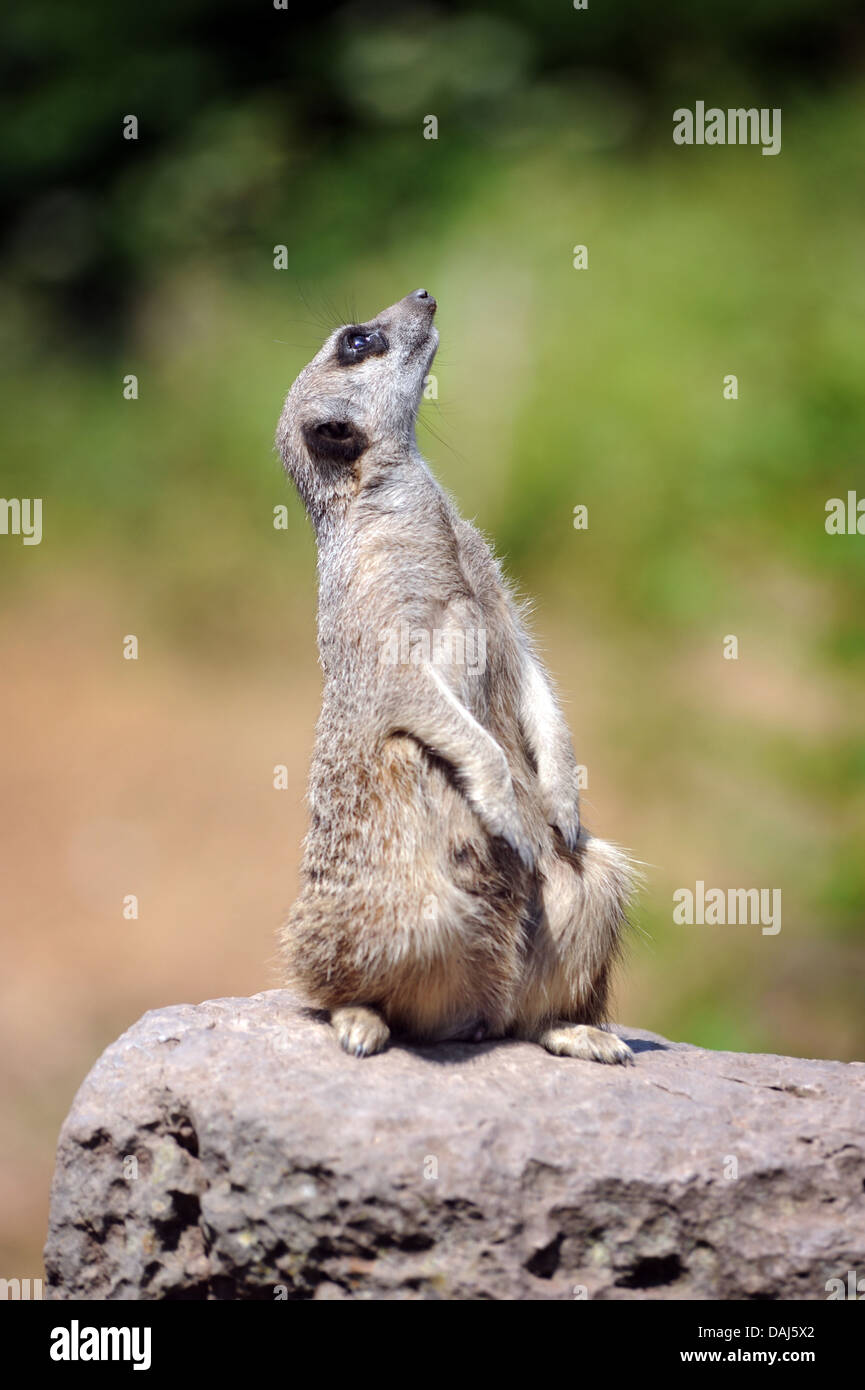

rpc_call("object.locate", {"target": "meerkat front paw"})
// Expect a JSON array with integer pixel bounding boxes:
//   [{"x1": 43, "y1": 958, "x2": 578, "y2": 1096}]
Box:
[
  {"x1": 484, "y1": 799, "x2": 540, "y2": 869},
  {"x1": 331, "y1": 1005, "x2": 391, "y2": 1058},
  {"x1": 472, "y1": 778, "x2": 541, "y2": 869},
  {"x1": 549, "y1": 801, "x2": 581, "y2": 851},
  {"x1": 539, "y1": 776, "x2": 581, "y2": 851},
  {"x1": 537, "y1": 1023, "x2": 634, "y2": 1066}
]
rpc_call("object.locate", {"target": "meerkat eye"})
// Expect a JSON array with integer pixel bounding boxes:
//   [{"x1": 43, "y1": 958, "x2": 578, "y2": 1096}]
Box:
[{"x1": 337, "y1": 326, "x2": 388, "y2": 366}]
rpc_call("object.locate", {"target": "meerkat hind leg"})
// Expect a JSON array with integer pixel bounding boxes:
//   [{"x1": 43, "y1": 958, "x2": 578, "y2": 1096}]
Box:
[
  {"x1": 331, "y1": 1005, "x2": 391, "y2": 1058},
  {"x1": 537, "y1": 1022, "x2": 634, "y2": 1066}
]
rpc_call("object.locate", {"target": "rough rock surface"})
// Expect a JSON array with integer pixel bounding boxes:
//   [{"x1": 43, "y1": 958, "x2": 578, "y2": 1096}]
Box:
[{"x1": 44, "y1": 990, "x2": 865, "y2": 1300}]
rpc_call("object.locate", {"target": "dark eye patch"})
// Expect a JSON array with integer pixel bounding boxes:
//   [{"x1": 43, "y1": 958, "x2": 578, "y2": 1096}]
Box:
[
  {"x1": 337, "y1": 325, "x2": 388, "y2": 366},
  {"x1": 316, "y1": 421, "x2": 352, "y2": 441}
]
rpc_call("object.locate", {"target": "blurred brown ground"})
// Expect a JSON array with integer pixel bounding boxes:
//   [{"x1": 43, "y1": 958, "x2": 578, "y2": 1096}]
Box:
[{"x1": 0, "y1": 580, "x2": 315, "y2": 1275}]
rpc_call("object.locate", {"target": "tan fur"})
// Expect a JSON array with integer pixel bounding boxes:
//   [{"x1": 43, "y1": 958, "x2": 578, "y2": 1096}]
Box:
[{"x1": 276, "y1": 289, "x2": 636, "y2": 1063}]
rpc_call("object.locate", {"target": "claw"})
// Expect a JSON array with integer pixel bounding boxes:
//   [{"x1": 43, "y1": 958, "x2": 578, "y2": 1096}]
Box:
[
  {"x1": 499, "y1": 826, "x2": 538, "y2": 872},
  {"x1": 555, "y1": 818, "x2": 581, "y2": 852}
]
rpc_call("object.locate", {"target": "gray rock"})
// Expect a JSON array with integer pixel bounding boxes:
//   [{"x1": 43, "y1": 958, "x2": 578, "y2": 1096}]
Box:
[{"x1": 44, "y1": 990, "x2": 865, "y2": 1300}]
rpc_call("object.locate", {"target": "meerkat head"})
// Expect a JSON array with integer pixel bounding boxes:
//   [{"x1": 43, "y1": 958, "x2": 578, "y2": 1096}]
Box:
[{"x1": 277, "y1": 288, "x2": 438, "y2": 524}]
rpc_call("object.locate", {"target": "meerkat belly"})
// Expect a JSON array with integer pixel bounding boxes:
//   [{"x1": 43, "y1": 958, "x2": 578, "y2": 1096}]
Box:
[
  {"x1": 378, "y1": 733, "x2": 531, "y2": 1037},
  {"x1": 305, "y1": 726, "x2": 528, "y2": 1035}
]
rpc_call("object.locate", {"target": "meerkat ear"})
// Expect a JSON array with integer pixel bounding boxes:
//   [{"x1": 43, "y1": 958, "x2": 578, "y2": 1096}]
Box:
[{"x1": 303, "y1": 419, "x2": 369, "y2": 465}]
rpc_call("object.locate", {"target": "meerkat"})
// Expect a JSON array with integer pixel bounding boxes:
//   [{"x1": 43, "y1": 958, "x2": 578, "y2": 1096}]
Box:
[{"x1": 276, "y1": 288, "x2": 635, "y2": 1063}]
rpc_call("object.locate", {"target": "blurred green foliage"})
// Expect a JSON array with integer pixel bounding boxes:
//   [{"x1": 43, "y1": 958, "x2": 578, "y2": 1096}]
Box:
[{"x1": 2, "y1": 1, "x2": 864, "y2": 1058}]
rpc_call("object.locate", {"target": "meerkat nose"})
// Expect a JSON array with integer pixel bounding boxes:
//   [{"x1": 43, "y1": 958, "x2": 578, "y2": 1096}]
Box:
[{"x1": 410, "y1": 287, "x2": 437, "y2": 311}]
